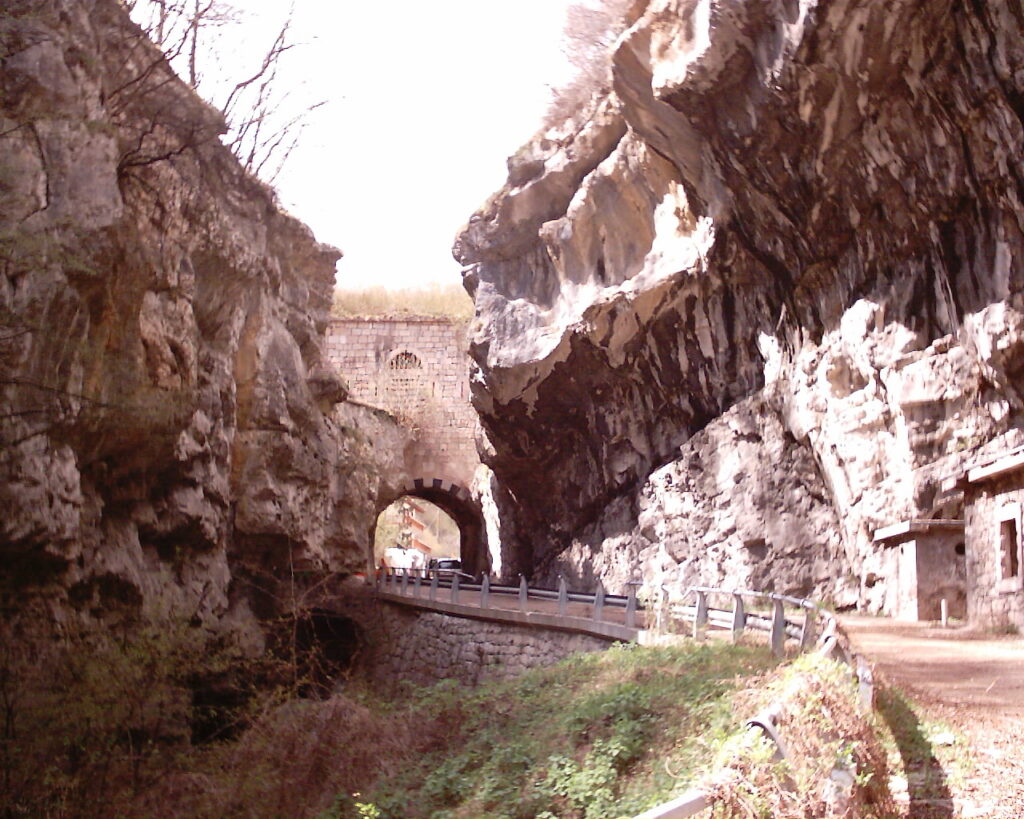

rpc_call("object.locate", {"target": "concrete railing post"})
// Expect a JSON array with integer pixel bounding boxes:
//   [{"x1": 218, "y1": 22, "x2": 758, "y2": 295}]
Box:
[
  {"x1": 771, "y1": 598, "x2": 786, "y2": 657},
  {"x1": 519, "y1": 575, "x2": 528, "y2": 612},
  {"x1": 451, "y1": 572, "x2": 460, "y2": 604},
  {"x1": 412, "y1": 571, "x2": 421, "y2": 598},
  {"x1": 558, "y1": 576, "x2": 568, "y2": 617},
  {"x1": 800, "y1": 607, "x2": 817, "y2": 653},
  {"x1": 625, "y1": 582, "x2": 639, "y2": 629},
  {"x1": 481, "y1": 575, "x2": 490, "y2": 609},
  {"x1": 593, "y1": 584, "x2": 605, "y2": 622},
  {"x1": 693, "y1": 591, "x2": 708, "y2": 641},
  {"x1": 731, "y1": 593, "x2": 746, "y2": 644},
  {"x1": 429, "y1": 571, "x2": 439, "y2": 601},
  {"x1": 401, "y1": 569, "x2": 409, "y2": 595}
]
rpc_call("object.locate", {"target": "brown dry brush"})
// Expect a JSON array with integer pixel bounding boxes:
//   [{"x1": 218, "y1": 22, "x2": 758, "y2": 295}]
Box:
[
  {"x1": 702, "y1": 654, "x2": 896, "y2": 818},
  {"x1": 146, "y1": 695, "x2": 420, "y2": 819}
]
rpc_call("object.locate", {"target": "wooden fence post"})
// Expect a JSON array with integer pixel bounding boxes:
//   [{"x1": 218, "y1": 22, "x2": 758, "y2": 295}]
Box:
[
  {"x1": 771, "y1": 598, "x2": 786, "y2": 657},
  {"x1": 731, "y1": 593, "x2": 746, "y2": 643}
]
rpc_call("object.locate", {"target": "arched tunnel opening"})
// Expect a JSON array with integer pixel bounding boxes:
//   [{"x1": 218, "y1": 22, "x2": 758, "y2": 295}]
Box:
[
  {"x1": 190, "y1": 609, "x2": 362, "y2": 743},
  {"x1": 373, "y1": 480, "x2": 489, "y2": 577},
  {"x1": 293, "y1": 608, "x2": 363, "y2": 697}
]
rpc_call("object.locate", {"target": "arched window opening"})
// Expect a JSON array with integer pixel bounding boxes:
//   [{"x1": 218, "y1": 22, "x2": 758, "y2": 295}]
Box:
[
  {"x1": 389, "y1": 350, "x2": 422, "y2": 370},
  {"x1": 374, "y1": 497, "x2": 459, "y2": 571}
]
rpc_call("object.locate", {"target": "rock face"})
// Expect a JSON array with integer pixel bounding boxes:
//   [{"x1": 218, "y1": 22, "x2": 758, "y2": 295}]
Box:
[
  {"x1": 455, "y1": 0, "x2": 1024, "y2": 608},
  {"x1": 0, "y1": 0, "x2": 393, "y2": 632}
]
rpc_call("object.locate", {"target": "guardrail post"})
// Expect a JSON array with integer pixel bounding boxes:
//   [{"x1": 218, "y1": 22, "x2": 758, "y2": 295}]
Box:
[
  {"x1": 558, "y1": 576, "x2": 568, "y2": 616},
  {"x1": 401, "y1": 569, "x2": 409, "y2": 595},
  {"x1": 519, "y1": 575, "x2": 528, "y2": 612},
  {"x1": 481, "y1": 575, "x2": 490, "y2": 609},
  {"x1": 593, "y1": 584, "x2": 605, "y2": 622},
  {"x1": 654, "y1": 585, "x2": 668, "y2": 633},
  {"x1": 693, "y1": 591, "x2": 708, "y2": 641},
  {"x1": 799, "y1": 607, "x2": 817, "y2": 653},
  {"x1": 429, "y1": 571, "x2": 438, "y2": 601},
  {"x1": 412, "y1": 571, "x2": 421, "y2": 598},
  {"x1": 625, "y1": 582, "x2": 638, "y2": 629},
  {"x1": 731, "y1": 593, "x2": 746, "y2": 643},
  {"x1": 771, "y1": 598, "x2": 786, "y2": 657},
  {"x1": 451, "y1": 572, "x2": 460, "y2": 604}
]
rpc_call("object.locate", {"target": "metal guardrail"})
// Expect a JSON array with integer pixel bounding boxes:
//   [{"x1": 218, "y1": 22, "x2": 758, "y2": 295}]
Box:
[
  {"x1": 376, "y1": 571, "x2": 867, "y2": 819},
  {"x1": 636, "y1": 585, "x2": 863, "y2": 819},
  {"x1": 375, "y1": 568, "x2": 644, "y2": 628},
  {"x1": 666, "y1": 586, "x2": 844, "y2": 661}
]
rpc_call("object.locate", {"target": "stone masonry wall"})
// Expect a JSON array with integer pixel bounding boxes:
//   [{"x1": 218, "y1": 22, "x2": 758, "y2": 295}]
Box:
[
  {"x1": 363, "y1": 601, "x2": 613, "y2": 690},
  {"x1": 965, "y1": 477, "x2": 1024, "y2": 629},
  {"x1": 324, "y1": 318, "x2": 479, "y2": 487}
]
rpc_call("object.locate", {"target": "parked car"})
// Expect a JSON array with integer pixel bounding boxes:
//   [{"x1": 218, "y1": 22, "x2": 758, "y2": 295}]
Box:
[{"x1": 428, "y1": 558, "x2": 463, "y2": 577}]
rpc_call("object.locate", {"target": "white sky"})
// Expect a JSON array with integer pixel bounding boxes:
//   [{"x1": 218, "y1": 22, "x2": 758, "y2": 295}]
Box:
[{"x1": 189, "y1": 1, "x2": 579, "y2": 290}]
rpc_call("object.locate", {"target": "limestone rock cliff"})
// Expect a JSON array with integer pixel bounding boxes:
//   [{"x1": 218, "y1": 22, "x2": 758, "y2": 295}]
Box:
[
  {"x1": 0, "y1": 0, "x2": 390, "y2": 631},
  {"x1": 456, "y1": 0, "x2": 1024, "y2": 608}
]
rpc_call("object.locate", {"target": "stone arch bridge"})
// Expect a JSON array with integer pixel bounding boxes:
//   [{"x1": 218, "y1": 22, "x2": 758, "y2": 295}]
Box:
[{"x1": 324, "y1": 317, "x2": 487, "y2": 574}]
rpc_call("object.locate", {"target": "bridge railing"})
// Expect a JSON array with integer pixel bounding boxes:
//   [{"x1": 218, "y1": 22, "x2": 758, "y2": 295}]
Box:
[
  {"x1": 375, "y1": 568, "x2": 645, "y2": 628},
  {"x1": 663, "y1": 586, "x2": 843, "y2": 660},
  {"x1": 377, "y1": 570, "x2": 867, "y2": 818}
]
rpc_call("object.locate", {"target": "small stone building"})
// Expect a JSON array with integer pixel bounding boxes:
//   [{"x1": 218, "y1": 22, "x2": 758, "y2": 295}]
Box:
[
  {"x1": 945, "y1": 448, "x2": 1024, "y2": 629},
  {"x1": 873, "y1": 519, "x2": 966, "y2": 621}
]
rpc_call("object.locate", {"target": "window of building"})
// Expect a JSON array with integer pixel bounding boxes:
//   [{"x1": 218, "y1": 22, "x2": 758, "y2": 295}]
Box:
[
  {"x1": 1000, "y1": 518, "x2": 1020, "y2": 579},
  {"x1": 996, "y1": 504, "x2": 1022, "y2": 591},
  {"x1": 389, "y1": 351, "x2": 422, "y2": 370}
]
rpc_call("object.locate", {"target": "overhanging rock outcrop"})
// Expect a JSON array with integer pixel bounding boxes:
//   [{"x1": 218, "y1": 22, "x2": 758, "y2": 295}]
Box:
[
  {"x1": 0, "y1": 0, "x2": 395, "y2": 634},
  {"x1": 455, "y1": 0, "x2": 1024, "y2": 608}
]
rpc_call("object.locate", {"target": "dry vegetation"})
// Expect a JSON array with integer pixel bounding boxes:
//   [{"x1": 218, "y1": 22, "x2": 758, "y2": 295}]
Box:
[
  {"x1": 1, "y1": 633, "x2": 784, "y2": 819},
  {"x1": 331, "y1": 283, "x2": 473, "y2": 321},
  {"x1": 702, "y1": 653, "x2": 895, "y2": 818}
]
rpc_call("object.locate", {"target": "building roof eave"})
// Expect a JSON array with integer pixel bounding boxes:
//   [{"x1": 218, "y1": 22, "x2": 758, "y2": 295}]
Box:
[{"x1": 873, "y1": 518, "x2": 965, "y2": 543}]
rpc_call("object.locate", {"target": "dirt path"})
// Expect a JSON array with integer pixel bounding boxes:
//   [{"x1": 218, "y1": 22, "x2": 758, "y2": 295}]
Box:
[{"x1": 842, "y1": 616, "x2": 1024, "y2": 817}]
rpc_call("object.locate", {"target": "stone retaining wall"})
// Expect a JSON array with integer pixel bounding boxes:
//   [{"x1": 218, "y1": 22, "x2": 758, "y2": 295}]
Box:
[{"x1": 364, "y1": 601, "x2": 614, "y2": 689}]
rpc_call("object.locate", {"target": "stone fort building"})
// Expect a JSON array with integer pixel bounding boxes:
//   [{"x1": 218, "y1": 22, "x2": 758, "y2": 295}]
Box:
[{"x1": 324, "y1": 317, "x2": 486, "y2": 570}]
